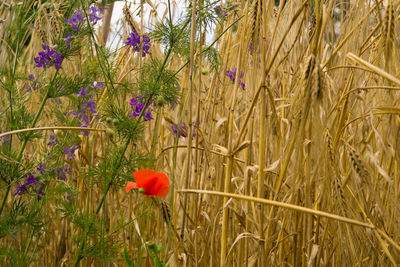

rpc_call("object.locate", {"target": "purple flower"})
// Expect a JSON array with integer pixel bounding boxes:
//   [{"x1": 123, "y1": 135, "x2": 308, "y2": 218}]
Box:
[
  {"x1": 34, "y1": 43, "x2": 63, "y2": 71},
  {"x1": 14, "y1": 173, "x2": 37, "y2": 196},
  {"x1": 89, "y1": 81, "x2": 104, "y2": 89},
  {"x1": 47, "y1": 135, "x2": 58, "y2": 146},
  {"x1": 89, "y1": 5, "x2": 104, "y2": 23},
  {"x1": 62, "y1": 145, "x2": 79, "y2": 159},
  {"x1": 57, "y1": 166, "x2": 71, "y2": 181},
  {"x1": 65, "y1": 9, "x2": 84, "y2": 33},
  {"x1": 225, "y1": 67, "x2": 245, "y2": 89},
  {"x1": 172, "y1": 121, "x2": 197, "y2": 138},
  {"x1": 64, "y1": 33, "x2": 72, "y2": 50},
  {"x1": 129, "y1": 96, "x2": 153, "y2": 121},
  {"x1": 37, "y1": 163, "x2": 46, "y2": 174},
  {"x1": 249, "y1": 40, "x2": 254, "y2": 55},
  {"x1": 82, "y1": 98, "x2": 97, "y2": 114},
  {"x1": 36, "y1": 184, "x2": 45, "y2": 201},
  {"x1": 126, "y1": 30, "x2": 151, "y2": 57},
  {"x1": 71, "y1": 97, "x2": 97, "y2": 136},
  {"x1": 0, "y1": 134, "x2": 10, "y2": 144},
  {"x1": 77, "y1": 86, "x2": 90, "y2": 97},
  {"x1": 126, "y1": 30, "x2": 140, "y2": 48},
  {"x1": 172, "y1": 122, "x2": 187, "y2": 138},
  {"x1": 215, "y1": 5, "x2": 228, "y2": 17},
  {"x1": 141, "y1": 35, "x2": 151, "y2": 57}
]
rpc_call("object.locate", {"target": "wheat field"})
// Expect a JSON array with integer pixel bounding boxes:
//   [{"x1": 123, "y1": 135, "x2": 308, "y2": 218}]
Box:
[{"x1": 1, "y1": 0, "x2": 400, "y2": 266}]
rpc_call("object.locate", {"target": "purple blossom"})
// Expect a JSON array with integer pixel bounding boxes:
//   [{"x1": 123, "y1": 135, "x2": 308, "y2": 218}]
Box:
[
  {"x1": 34, "y1": 43, "x2": 63, "y2": 71},
  {"x1": 141, "y1": 35, "x2": 151, "y2": 57},
  {"x1": 172, "y1": 122, "x2": 187, "y2": 138},
  {"x1": 71, "y1": 96, "x2": 97, "y2": 136},
  {"x1": 126, "y1": 30, "x2": 140, "y2": 48},
  {"x1": 172, "y1": 121, "x2": 197, "y2": 138},
  {"x1": 89, "y1": 81, "x2": 104, "y2": 89},
  {"x1": 62, "y1": 145, "x2": 79, "y2": 159},
  {"x1": 76, "y1": 86, "x2": 90, "y2": 97},
  {"x1": 126, "y1": 30, "x2": 151, "y2": 57},
  {"x1": 36, "y1": 163, "x2": 46, "y2": 174},
  {"x1": 36, "y1": 184, "x2": 45, "y2": 201},
  {"x1": 249, "y1": 40, "x2": 254, "y2": 55},
  {"x1": 25, "y1": 74, "x2": 39, "y2": 92},
  {"x1": 14, "y1": 173, "x2": 37, "y2": 196},
  {"x1": 89, "y1": 5, "x2": 104, "y2": 23},
  {"x1": 81, "y1": 98, "x2": 97, "y2": 114},
  {"x1": 64, "y1": 33, "x2": 72, "y2": 50},
  {"x1": 47, "y1": 135, "x2": 58, "y2": 146},
  {"x1": 215, "y1": 5, "x2": 228, "y2": 17},
  {"x1": 65, "y1": 8, "x2": 84, "y2": 33},
  {"x1": 0, "y1": 135, "x2": 10, "y2": 144},
  {"x1": 0, "y1": 132, "x2": 10, "y2": 144},
  {"x1": 225, "y1": 67, "x2": 245, "y2": 89},
  {"x1": 129, "y1": 96, "x2": 153, "y2": 121},
  {"x1": 57, "y1": 166, "x2": 71, "y2": 181}
]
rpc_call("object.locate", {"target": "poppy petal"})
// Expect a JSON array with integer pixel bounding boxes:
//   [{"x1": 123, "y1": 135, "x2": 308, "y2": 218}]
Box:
[
  {"x1": 154, "y1": 172, "x2": 169, "y2": 197},
  {"x1": 133, "y1": 169, "x2": 156, "y2": 185},
  {"x1": 126, "y1": 181, "x2": 138, "y2": 192}
]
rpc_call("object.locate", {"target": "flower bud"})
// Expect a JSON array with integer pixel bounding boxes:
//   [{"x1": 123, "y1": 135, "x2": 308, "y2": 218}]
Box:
[
  {"x1": 112, "y1": 119, "x2": 119, "y2": 126},
  {"x1": 156, "y1": 96, "x2": 165, "y2": 107}
]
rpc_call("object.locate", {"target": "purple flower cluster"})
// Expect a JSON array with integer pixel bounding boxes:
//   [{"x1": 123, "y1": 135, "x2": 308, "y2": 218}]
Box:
[
  {"x1": 215, "y1": 5, "x2": 228, "y2": 17},
  {"x1": 126, "y1": 30, "x2": 151, "y2": 57},
  {"x1": 129, "y1": 96, "x2": 153, "y2": 121},
  {"x1": 65, "y1": 6, "x2": 104, "y2": 34},
  {"x1": 64, "y1": 33, "x2": 72, "y2": 50},
  {"x1": 34, "y1": 44, "x2": 63, "y2": 71},
  {"x1": 47, "y1": 135, "x2": 59, "y2": 147},
  {"x1": 57, "y1": 166, "x2": 71, "y2": 181},
  {"x1": 37, "y1": 163, "x2": 46, "y2": 174},
  {"x1": 65, "y1": 8, "x2": 84, "y2": 33},
  {"x1": 0, "y1": 132, "x2": 10, "y2": 144},
  {"x1": 172, "y1": 122, "x2": 187, "y2": 138},
  {"x1": 62, "y1": 145, "x2": 79, "y2": 159},
  {"x1": 25, "y1": 74, "x2": 39, "y2": 92},
  {"x1": 172, "y1": 121, "x2": 197, "y2": 139},
  {"x1": 14, "y1": 173, "x2": 46, "y2": 201},
  {"x1": 249, "y1": 40, "x2": 254, "y2": 56},
  {"x1": 89, "y1": 5, "x2": 104, "y2": 24},
  {"x1": 14, "y1": 173, "x2": 36, "y2": 196},
  {"x1": 71, "y1": 82, "x2": 103, "y2": 135},
  {"x1": 226, "y1": 67, "x2": 245, "y2": 89}
]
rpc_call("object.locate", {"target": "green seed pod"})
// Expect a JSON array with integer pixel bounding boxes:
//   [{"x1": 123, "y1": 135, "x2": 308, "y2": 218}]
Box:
[
  {"x1": 105, "y1": 128, "x2": 115, "y2": 137},
  {"x1": 156, "y1": 95, "x2": 165, "y2": 107},
  {"x1": 112, "y1": 119, "x2": 119, "y2": 126},
  {"x1": 106, "y1": 117, "x2": 113, "y2": 123},
  {"x1": 201, "y1": 67, "x2": 209, "y2": 75},
  {"x1": 138, "y1": 188, "x2": 145, "y2": 193}
]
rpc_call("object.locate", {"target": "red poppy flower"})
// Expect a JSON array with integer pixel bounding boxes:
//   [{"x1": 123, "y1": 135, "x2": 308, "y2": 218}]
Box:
[{"x1": 126, "y1": 169, "x2": 169, "y2": 197}]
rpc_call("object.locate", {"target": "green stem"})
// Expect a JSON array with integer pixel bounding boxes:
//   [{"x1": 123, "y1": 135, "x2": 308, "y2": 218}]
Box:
[{"x1": 150, "y1": 107, "x2": 162, "y2": 158}]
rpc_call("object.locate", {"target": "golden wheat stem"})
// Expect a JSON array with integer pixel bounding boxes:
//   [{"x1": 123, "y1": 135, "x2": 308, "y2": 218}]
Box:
[
  {"x1": 180, "y1": 0, "x2": 197, "y2": 240},
  {"x1": 178, "y1": 189, "x2": 375, "y2": 228}
]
